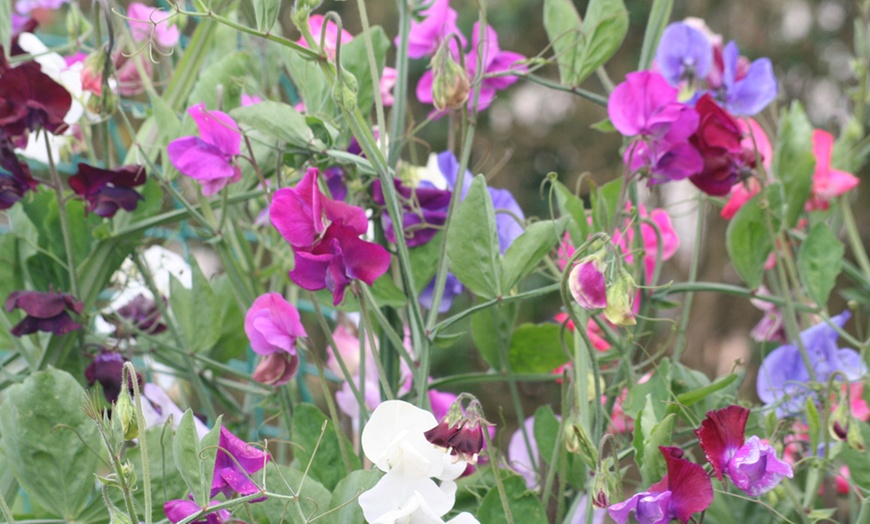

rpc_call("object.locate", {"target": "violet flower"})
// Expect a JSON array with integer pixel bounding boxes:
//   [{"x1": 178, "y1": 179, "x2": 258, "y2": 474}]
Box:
[
  {"x1": 655, "y1": 22, "x2": 713, "y2": 88},
  {"x1": 270, "y1": 168, "x2": 391, "y2": 305},
  {"x1": 244, "y1": 293, "x2": 307, "y2": 385},
  {"x1": 372, "y1": 178, "x2": 452, "y2": 247},
  {"x1": 757, "y1": 311, "x2": 867, "y2": 417},
  {"x1": 68, "y1": 163, "x2": 147, "y2": 217},
  {"x1": 0, "y1": 138, "x2": 38, "y2": 209},
  {"x1": 608, "y1": 447, "x2": 713, "y2": 524},
  {"x1": 211, "y1": 426, "x2": 271, "y2": 499},
  {"x1": 167, "y1": 103, "x2": 242, "y2": 196},
  {"x1": 711, "y1": 41, "x2": 777, "y2": 116},
  {"x1": 164, "y1": 499, "x2": 230, "y2": 524},
  {"x1": 84, "y1": 350, "x2": 142, "y2": 404},
  {"x1": 402, "y1": 0, "x2": 465, "y2": 59},
  {"x1": 608, "y1": 71, "x2": 703, "y2": 184},
  {"x1": 696, "y1": 406, "x2": 793, "y2": 496},
  {"x1": 5, "y1": 289, "x2": 83, "y2": 337},
  {"x1": 127, "y1": 2, "x2": 180, "y2": 48}
]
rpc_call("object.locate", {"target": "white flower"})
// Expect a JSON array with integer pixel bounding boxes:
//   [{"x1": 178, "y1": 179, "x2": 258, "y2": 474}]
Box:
[{"x1": 359, "y1": 400, "x2": 476, "y2": 524}]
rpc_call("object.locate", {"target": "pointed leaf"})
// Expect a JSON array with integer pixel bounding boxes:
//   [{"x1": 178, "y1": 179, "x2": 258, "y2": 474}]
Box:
[
  {"x1": 169, "y1": 258, "x2": 220, "y2": 353},
  {"x1": 726, "y1": 193, "x2": 772, "y2": 289},
  {"x1": 507, "y1": 323, "x2": 570, "y2": 373},
  {"x1": 574, "y1": 0, "x2": 629, "y2": 85},
  {"x1": 773, "y1": 102, "x2": 815, "y2": 228},
  {"x1": 502, "y1": 218, "x2": 566, "y2": 290},
  {"x1": 446, "y1": 175, "x2": 502, "y2": 299},
  {"x1": 173, "y1": 410, "x2": 207, "y2": 506},
  {"x1": 292, "y1": 404, "x2": 360, "y2": 491},
  {"x1": 798, "y1": 222, "x2": 844, "y2": 307},
  {"x1": 230, "y1": 100, "x2": 319, "y2": 149},
  {"x1": 543, "y1": 0, "x2": 583, "y2": 85}
]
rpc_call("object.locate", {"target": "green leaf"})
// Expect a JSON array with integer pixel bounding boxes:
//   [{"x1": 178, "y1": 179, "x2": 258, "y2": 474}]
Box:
[
  {"x1": 637, "y1": 0, "x2": 674, "y2": 70},
  {"x1": 230, "y1": 100, "x2": 319, "y2": 149},
  {"x1": 591, "y1": 176, "x2": 622, "y2": 232},
  {"x1": 124, "y1": 426, "x2": 189, "y2": 523},
  {"x1": 574, "y1": 0, "x2": 629, "y2": 85},
  {"x1": 369, "y1": 273, "x2": 408, "y2": 308},
  {"x1": 209, "y1": 276, "x2": 248, "y2": 362},
  {"x1": 187, "y1": 51, "x2": 249, "y2": 110},
  {"x1": 507, "y1": 323, "x2": 570, "y2": 374},
  {"x1": 471, "y1": 303, "x2": 516, "y2": 370},
  {"x1": 543, "y1": 0, "x2": 583, "y2": 85},
  {"x1": 284, "y1": 50, "x2": 334, "y2": 117},
  {"x1": 322, "y1": 470, "x2": 381, "y2": 524},
  {"x1": 173, "y1": 410, "x2": 209, "y2": 506},
  {"x1": 805, "y1": 397, "x2": 821, "y2": 458},
  {"x1": 798, "y1": 223, "x2": 844, "y2": 307},
  {"x1": 252, "y1": 0, "x2": 281, "y2": 31},
  {"x1": 726, "y1": 193, "x2": 772, "y2": 289},
  {"x1": 169, "y1": 258, "x2": 221, "y2": 353},
  {"x1": 773, "y1": 102, "x2": 816, "y2": 228},
  {"x1": 590, "y1": 117, "x2": 616, "y2": 133},
  {"x1": 340, "y1": 26, "x2": 390, "y2": 115},
  {"x1": 409, "y1": 231, "x2": 444, "y2": 294},
  {"x1": 553, "y1": 179, "x2": 589, "y2": 244},
  {"x1": 446, "y1": 175, "x2": 502, "y2": 299},
  {"x1": 533, "y1": 405, "x2": 560, "y2": 467},
  {"x1": 247, "y1": 464, "x2": 332, "y2": 524},
  {"x1": 0, "y1": 368, "x2": 100, "y2": 520},
  {"x1": 292, "y1": 404, "x2": 359, "y2": 491},
  {"x1": 147, "y1": 88, "x2": 181, "y2": 153},
  {"x1": 632, "y1": 396, "x2": 675, "y2": 486},
  {"x1": 502, "y1": 219, "x2": 566, "y2": 290},
  {"x1": 477, "y1": 474, "x2": 548, "y2": 523},
  {"x1": 668, "y1": 373, "x2": 741, "y2": 412}
]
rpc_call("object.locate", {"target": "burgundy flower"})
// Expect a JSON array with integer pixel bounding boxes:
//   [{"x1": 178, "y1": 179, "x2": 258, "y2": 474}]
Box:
[
  {"x1": 68, "y1": 163, "x2": 146, "y2": 217},
  {"x1": 5, "y1": 289, "x2": 83, "y2": 336},
  {"x1": 0, "y1": 59, "x2": 72, "y2": 141},
  {"x1": 115, "y1": 293, "x2": 166, "y2": 334},
  {"x1": 696, "y1": 406, "x2": 793, "y2": 496},
  {"x1": 84, "y1": 350, "x2": 143, "y2": 404},
  {"x1": 688, "y1": 94, "x2": 757, "y2": 196},
  {"x1": 270, "y1": 168, "x2": 391, "y2": 305},
  {"x1": 0, "y1": 138, "x2": 38, "y2": 209},
  {"x1": 424, "y1": 398, "x2": 487, "y2": 464},
  {"x1": 211, "y1": 426, "x2": 271, "y2": 499},
  {"x1": 372, "y1": 178, "x2": 452, "y2": 247}
]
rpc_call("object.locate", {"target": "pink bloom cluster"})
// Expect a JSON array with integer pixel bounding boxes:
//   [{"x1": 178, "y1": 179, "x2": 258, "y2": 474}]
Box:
[{"x1": 270, "y1": 168, "x2": 391, "y2": 305}]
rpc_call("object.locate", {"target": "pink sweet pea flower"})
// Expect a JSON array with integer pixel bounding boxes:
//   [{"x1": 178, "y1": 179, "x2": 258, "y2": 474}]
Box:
[
  {"x1": 696, "y1": 405, "x2": 793, "y2": 496},
  {"x1": 380, "y1": 66, "x2": 397, "y2": 107},
  {"x1": 245, "y1": 293, "x2": 307, "y2": 385},
  {"x1": 296, "y1": 15, "x2": 353, "y2": 60},
  {"x1": 568, "y1": 255, "x2": 608, "y2": 310},
  {"x1": 211, "y1": 426, "x2": 271, "y2": 499},
  {"x1": 613, "y1": 204, "x2": 680, "y2": 282},
  {"x1": 127, "y1": 2, "x2": 180, "y2": 48},
  {"x1": 807, "y1": 129, "x2": 860, "y2": 210},
  {"x1": 167, "y1": 103, "x2": 242, "y2": 196},
  {"x1": 402, "y1": 0, "x2": 465, "y2": 59},
  {"x1": 270, "y1": 168, "x2": 391, "y2": 305}
]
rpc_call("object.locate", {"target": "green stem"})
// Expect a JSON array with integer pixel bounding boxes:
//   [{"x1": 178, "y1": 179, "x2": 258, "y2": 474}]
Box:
[
  {"x1": 125, "y1": 363, "x2": 152, "y2": 524},
  {"x1": 0, "y1": 489, "x2": 16, "y2": 524},
  {"x1": 840, "y1": 195, "x2": 870, "y2": 281},
  {"x1": 523, "y1": 74, "x2": 608, "y2": 106},
  {"x1": 672, "y1": 195, "x2": 705, "y2": 363},
  {"x1": 484, "y1": 428, "x2": 515, "y2": 524},
  {"x1": 388, "y1": 0, "x2": 411, "y2": 167},
  {"x1": 45, "y1": 132, "x2": 79, "y2": 297}
]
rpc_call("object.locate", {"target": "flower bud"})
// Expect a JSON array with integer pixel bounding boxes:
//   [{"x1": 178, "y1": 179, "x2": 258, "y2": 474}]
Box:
[
  {"x1": 603, "y1": 268, "x2": 636, "y2": 326},
  {"x1": 564, "y1": 418, "x2": 598, "y2": 469},
  {"x1": 430, "y1": 43, "x2": 470, "y2": 112},
  {"x1": 424, "y1": 397, "x2": 487, "y2": 464},
  {"x1": 333, "y1": 69, "x2": 359, "y2": 112},
  {"x1": 568, "y1": 249, "x2": 608, "y2": 310},
  {"x1": 113, "y1": 388, "x2": 139, "y2": 440},
  {"x1": 252, "y1": 352, "x2": 299, "y2": 386}
]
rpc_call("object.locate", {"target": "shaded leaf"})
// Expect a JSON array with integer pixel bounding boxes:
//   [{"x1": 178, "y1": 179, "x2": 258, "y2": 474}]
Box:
[
  {"x1": 446, "y1": 176, "x2": 502, "y2": 299},
  {"x1": 798, "y1": 223, "x2": 844, "y2": 307}
]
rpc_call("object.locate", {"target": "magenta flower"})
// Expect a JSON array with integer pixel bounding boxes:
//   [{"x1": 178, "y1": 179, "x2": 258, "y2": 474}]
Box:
[
  {"x1": 608, "y1": 71, "x2": 703, "y2": 183},
  {"x1": 68, "y1": 163, "x2": 146, "y2": 217},
  {"x1": 296, "y1": 15, "x2": 353, "y2": 60},
  {"x1": 270, "y1": 168, "x2": 391, "y2": 305},
  {"x1": 380, "y1": 66, "x2": 398, "y2": 107},
  {"x1": 807, "y1": 129, "x2": 860, "y2": 210},
  {"x1": 164, "y1": 499, "x2": 230, "y2": 524},
  {"x1": 696, "y1": 406, "x2": 793, "y2": 496},
  {"x1": 244, "y1": 293, "x2": 307, "y2": 384},
  {"x1": 402, "y1": 0, "x2": 464, "y2": 59},
  {"x1": 5, "y1": 289, "x2": 83, "y2": 336},
  {"x1": 568, "y1": 254, "x2": 607, "y2": 310},
  {"x1": 608, "y1": 446, "x2": 713, "y2": 524},
  {"x1": 211, "y1": 426, "x2": 271, "y2": 499},
  {"x1": 167, "y1": 103, "x2": 242, "y2": 196},
  {"x1": 127, "y1": 2, "x2": 180, "y2": 48}
]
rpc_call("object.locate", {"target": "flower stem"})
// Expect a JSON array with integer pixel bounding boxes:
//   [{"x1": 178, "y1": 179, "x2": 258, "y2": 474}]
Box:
[
  {"x1": 672, "y1": 194, "x2": 705, "y2": 363},
  {"x1": 45, "y1": 132, "x2": 79, "y2": 297}
]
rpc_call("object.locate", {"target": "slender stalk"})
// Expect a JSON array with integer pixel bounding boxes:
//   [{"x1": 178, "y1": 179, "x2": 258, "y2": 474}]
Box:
[
  {"x1": 483, "y1": 429, "x2": 515, "y2": 524},
  {"x1": 672, "y1": 195, "x2": 705, "y2": 363},
  {"x1": 840, "y1": 195, "x2": 870, "y2": 281},
  {"x1": 388, "y1": 0, "x2": 411, "y2": 167},
  {"x1": 0, "y1": 489, "x2": 16, "y2": 524},
  {"x1": 44, "y1": 132, "x2": 79, "y2": 297},
  {"x1": 125, "y1": 363, "x2": 152, "y2": 524}
]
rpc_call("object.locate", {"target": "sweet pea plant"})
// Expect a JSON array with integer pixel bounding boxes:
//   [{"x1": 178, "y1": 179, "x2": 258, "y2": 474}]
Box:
[{"x1": 2, "y1": 0, "x2": 870, "y2": 523}]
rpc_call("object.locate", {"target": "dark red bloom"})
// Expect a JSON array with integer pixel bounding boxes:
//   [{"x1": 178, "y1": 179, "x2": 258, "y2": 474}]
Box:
[
  {"x1": 5, "y1": 289, "x2": 83, "y2": 336},
  {"x1": 0, "y1": 60, "x2": 71, "y2": 142},
  {"x1": 694, "y1": 404, "x2": 749, "y2": 481},
  {"x1": 69, "y1": 163, "x2": 146, "y2": 217},
  {"x1": 0, "y1": 135, "x2": 38, "y2": 209},
  {"x1": 688, "y1": 94, "x2": 757, "y2": 196},
  {"x1": 84, "y1": 351, "x2": 143, "y2": 404},
  {"x1": 115, "y1": 294, "x2": 166, "y2": 334}
]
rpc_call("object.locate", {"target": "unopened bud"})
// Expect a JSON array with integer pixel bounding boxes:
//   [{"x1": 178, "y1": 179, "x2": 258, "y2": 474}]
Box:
[
  {"x1": 333, "y1": 69, "x2": 358, "y2": 112},
  {"x1": 603, "y1": 268, "x2": 636, "y2": 326},
  {"x1": 568, "y1": 248, "x2": 608, "y2": 310},
  {"x1": 430, "y1": 42, "x2": 469, "y2": 112},
  {"x1": 114, "y1": 388, "x2": 138, "y2": 440},
  {"x1": 424, "y1": 397, "x2": 488, "y2": 464},
  {"x1": 252, "y1": 352, "x2": 299, "y2": 386}
]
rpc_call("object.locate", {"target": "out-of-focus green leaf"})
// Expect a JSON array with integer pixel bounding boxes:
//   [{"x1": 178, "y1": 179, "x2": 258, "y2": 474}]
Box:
[
  {"x1": 471, "y1": 303, "x2": 516, "y2": 370},
  {"x1": 632, "y1": 395, "x2": 675, "y2": 486},
  {"x1": 169, "y1": 259, "x2": 220, "y2": 353},
  {"x1": 591, "y1": 176, "x2": 622, "y2": 232},
  {"x1": 726, "y1": 193, "x2": 772, "y2": 289},
  {"x1": 231, "y1": 100, "x2": 319, "y2": 149},
  {"x1": 477, "y1": 474, "x2": 547, "y2": 523},
  {"x1": 322, "y1": 470, "x2": 381, "y2": 524},
  {"x1": 0, "y1": 368, "x2": 99, "y2": 520},
  {"x1": 773, "y1": 102, "x2": 815, "y2": 228},
  {"x1": 502, "y1": 219, "x2": 566, "y2": 290},
  {"x1": 637, "y1": 0, "x2": 674, "y2": 70},
  {"x1": 340, "y1": 26, "x2": 390, "y2": 115},
  {"x1": 247, "y1": 464, "x2": 332, "y2": 524},
  {"x1": 292, "y1": 404, "x2": 359, "y2": 491},
  {"x1": 553, "y1": 178, "x2": 589, "y2": 244},
  {"x1": 187, "y1": 51, "x2": 249, "y2": 110},
  {"x1": 507, "y1": 323, "x2": 570, "y2": 373},
  {"x1": 543, "y1": 0, "x2": 583, "y2": 85},
  {"x1": 447, "y1": 176, "x2": 502, "y2": 300},
  {"x1": 798, "y1": 223, "x2": 844, "y2": 307},
  {"x1": 252, "y1": 0, "x2": 281, "y2": 32},
  {"x1": 574, "y1": 0, "x2": 629, "y2": 84}
]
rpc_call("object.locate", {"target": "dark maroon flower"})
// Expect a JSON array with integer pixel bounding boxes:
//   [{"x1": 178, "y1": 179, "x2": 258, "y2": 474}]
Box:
[
  {"x1": 372, "y1": 178, "x2": 452, "y2": 247},
  {"x1": 688, "y1": 94, "x2": 756, "y2": 196},
  {"x1": 84, "y1": 351, "x2": 143, "y2": 404},
  {"x1": 115, "y1": 293, "x2": 166, "y2": 334},
  {"x1": 5, "y1": 289, "x2": 83, "y2": 336},
  {"x1": 0, "y1": 135, "x2": 38, "y2": 209},
  {"x1": 0, "y1": 60, "x2": 72, "y2": 141},
  {"x1": 424, "y1": 398, "x2": 487, "y2": 464},
  {"x1": 69, "y1": 163, "x2": 146, "y2": 217}
]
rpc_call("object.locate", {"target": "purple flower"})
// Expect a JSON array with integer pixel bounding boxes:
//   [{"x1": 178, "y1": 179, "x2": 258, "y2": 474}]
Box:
[
  {"x1": 245, "y1": 293, "x2": 307, "y2": 385},
  {"x1": 127, "y1": 2, "x2": 180, "y2": 48},
  {"x1": 712, "y1": 41, "x2": 777, "y2": 116},
  {"x1": 164, "y1": 498, "x2": 230, "y2": 524},
  {"x1": 0, "y1": 138, "x2": 38, "y2": 209},
  {"x1": 419, "y1": 273, "x2": 464, "y2": 313},
  {"x1": 5, "y1": 289, "x2": 83, "y2": 337},
  {"x1": 608, "y1": 71, "x2": 703, "y2": 183},
  {"x1": 402, "y1": 0, "x2": 465, "y2": 59},
  {"x1": 270, "y1": 168, "x2": 391, "y2": 305},
  {"x1": 115, "y1": 294, "x2": 167, "y2": 335},
  {"x1": 0, "y1": 59, "x2": 72, "y2": 142},
  {"x1": 167, "y1": 103, "x2": 242, "y2": 196},
  {"x1": 211, "y1": 426, "x2": 271, "y2": 499},
  {"x1": 696, "y1": 406, "x2": 793, "y2": 497},
  {"x1": 417, "y1": 23, "x2": 525, "y2": 112},
  {"x1": 568, "y1": 255, "x2": 607, "y2": 310},
  {"x1": 68, "y1": 163, "x2": 146, "y2": 217},
  {"x1": 655, "y1": 22, "x2": 713, "y2": 87},
  {"x1": 84, "y1": 351, "x2": 143, "y2": 404},
  {"x1": 15, "y1": 0, "x2": 69, "y2": 16},
  {"x1": 757, "y1": 311, "x2": 867, "y2": 417},
  {"x1": 608, "y1": 447, "x2": 713, "y2": 524},
  {"x1": 372, "y1": 178, "x2": 452, "y2": 247}
]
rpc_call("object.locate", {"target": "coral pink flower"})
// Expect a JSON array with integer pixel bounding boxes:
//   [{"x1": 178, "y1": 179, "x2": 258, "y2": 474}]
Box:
[
  {"x1": 296, "y1": 15, "x2": 353, "y2": 60},
  {"x1": 612, "y1": 204, "x2": 680, "y2": 282},
  {"x1": 807, "y1": 129, "x2": 860, "y2": 210},
  {"x1": 127, "y1": 2, "x2": 180, "y2": 48}
]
